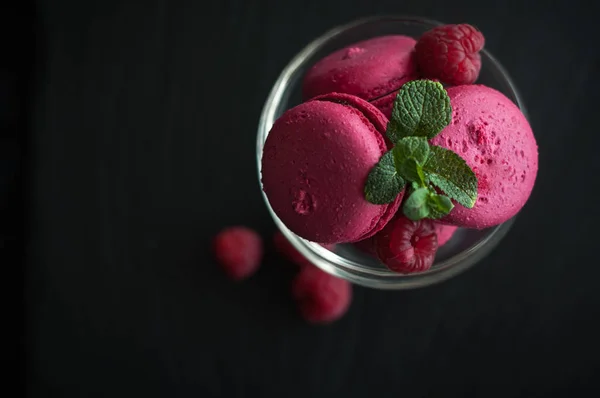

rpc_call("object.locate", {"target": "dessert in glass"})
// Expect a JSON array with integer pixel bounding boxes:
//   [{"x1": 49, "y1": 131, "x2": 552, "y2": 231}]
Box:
[{"x1": 256, "y1": 17, "x2": 538, "y2": 289}]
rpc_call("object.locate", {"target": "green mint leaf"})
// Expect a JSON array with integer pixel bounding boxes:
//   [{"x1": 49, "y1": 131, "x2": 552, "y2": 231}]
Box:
[
  {"x1": 427, "y1": 193, "x2": 454, "y2": 219},
  {"x1": 387, "y1": 80, "x2": 452, "y2": 142},
  {"x1": 396, "y1": 158, "x2": 425, "y2": 186},
  {"x1": 364, "y1": 151, "x2": 406, "y2": 204},
  {"x1": 423, "y1": 145, "x2": 478, "y2": 208},
  {"x1": 402, "y1": 187, "x2": 431, "y2": 220},
  {"x1": 394, "y1": 136, "x2": 430, "y2": 166},
  {"x1": 392, "y1": 137, "x2": 429, "y2": 185}
]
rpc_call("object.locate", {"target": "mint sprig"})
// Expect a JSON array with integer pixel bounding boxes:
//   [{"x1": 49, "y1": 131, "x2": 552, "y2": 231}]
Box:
[
  {"x1": 403, "y1": 188, "x2": 455, "y2": 221},
  {"x1": 403, "y1": 187, "x2": 431, "y2": 220},
  {"x1": 364, "y1": 80, "x2": 478, "y2": 220},
  {"x1": 423, "y1": 145, "x2": 478, "y2": 208},
  {"x1": 364, "y1": 151, "x2": 405, "y2": 204},
  {"x1": 427, "y1": 193, "x2": 455, "y2": 219},
  {"x1": 387, "y1": 80, "x2": 452, "y2": 143},
  {"x1": 393, "y1": 136, "x2": 430, "y2": 167},
  {"x1": 393, "y1": 137, "x2": 429, "y2": 185}
]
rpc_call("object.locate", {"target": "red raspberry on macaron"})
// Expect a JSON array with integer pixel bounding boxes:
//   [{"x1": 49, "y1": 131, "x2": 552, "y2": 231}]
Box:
[
  {"x1": 415, "y1": 23, "x2": 485, "y2": 85},
  {"x1": 374, "y1": 216, "x2": 438, "y2": 273},
  {"x1": 292, "y1": 265, "x2": 352, "y2": 324},
  {"x1": 213, "y1": 226, "x2": 263, "y2": 280}
]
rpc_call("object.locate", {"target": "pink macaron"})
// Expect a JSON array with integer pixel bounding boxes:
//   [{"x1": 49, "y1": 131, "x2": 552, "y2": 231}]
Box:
[
  {"x1": 435, "y1": 224, "x2": 458, "y2": 246},
  {"x1": 431, "y1": 85, "x2": 538, "y2": 229},
  {"x1": 261, "y1": 92, "x2": 404, "y2": 244},
  {"x1": 302, "y1": 35, "x2": 420, "y2": 118}
]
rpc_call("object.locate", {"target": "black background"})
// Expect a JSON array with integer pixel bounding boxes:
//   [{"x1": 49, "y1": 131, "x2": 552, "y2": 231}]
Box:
[{"x1": 10, "y1": 0, "x2": 600, "y2": 396}]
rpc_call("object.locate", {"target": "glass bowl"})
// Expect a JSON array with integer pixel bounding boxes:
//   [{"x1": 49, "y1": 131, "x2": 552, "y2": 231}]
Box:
[{"x1": 256, "y1": 16, "x2": 524, "y2": 289}]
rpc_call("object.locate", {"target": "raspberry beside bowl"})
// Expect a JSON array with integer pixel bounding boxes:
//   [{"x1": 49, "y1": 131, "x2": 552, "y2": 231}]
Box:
[{"x1": 257, "y1": 16, "x2": 521, "y2": 289}]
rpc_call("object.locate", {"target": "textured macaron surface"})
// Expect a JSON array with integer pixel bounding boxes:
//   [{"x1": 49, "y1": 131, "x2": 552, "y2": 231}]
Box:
[
  {"x1": 262, "y1": 93, "x2": 401, "y2": 243},
  {"x1": 431, "y1": 85, "x2": 538, "y2": 229},
  {"x1": 302, "y1": 35, "x2": 418, "y2": 102}
]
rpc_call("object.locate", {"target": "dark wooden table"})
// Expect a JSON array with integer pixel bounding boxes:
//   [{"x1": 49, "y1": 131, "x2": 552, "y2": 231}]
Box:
[{"x1": 16, "y1": 0, "x2": 600, "y2": 396}]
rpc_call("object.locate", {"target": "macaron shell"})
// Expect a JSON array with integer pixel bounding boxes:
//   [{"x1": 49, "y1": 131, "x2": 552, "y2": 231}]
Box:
[
  {"x1": 312, "y1": 93, "x2": 402, "y2": 240},
  {"x1": 434, "y1": 223, "x2": 458, "y2": 246},
  {"x1": 431, "y1": 85, "x2": 538, "y2": 229},
  {"x1": 302, "y1": 35, "x2": 418, "y2": 101},
  {"x1": 313, "y1": 92, "x2": 389, "y2": 141},
  {"x1": 261, "y1": 94, "x2": 402, "y2": 244},
  {"x1": 370, "y1": 90, "x2": 399, "y2": 119}
]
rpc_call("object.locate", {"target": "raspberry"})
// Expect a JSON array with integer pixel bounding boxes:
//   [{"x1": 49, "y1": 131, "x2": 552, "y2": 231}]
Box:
[
  {"x1": 292, "y1": 265, "x2": 352, "y2": 324},
  {"x1": 213, "y1": 227, "x2": 263, "y2": 280},
  {"x1": 374, "y1": 216, "x2": 438, "y2": 273},
  {"x1": 273, "y1": 231, "x2": 335, "y2": 268},
  {"x1": 415, "y1": 24, "x2": 485, "y2": 85}
]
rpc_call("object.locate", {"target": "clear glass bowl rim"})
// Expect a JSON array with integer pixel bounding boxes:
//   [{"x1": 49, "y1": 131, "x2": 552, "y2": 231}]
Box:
[{"x1": 256, "y1": 15, "x2": 523, "y2": 290}]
